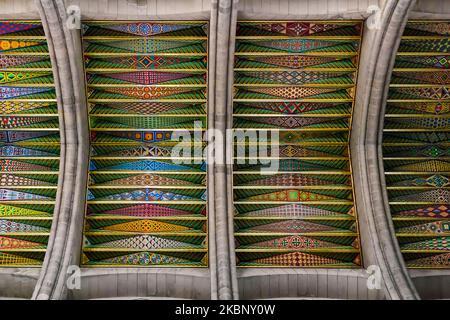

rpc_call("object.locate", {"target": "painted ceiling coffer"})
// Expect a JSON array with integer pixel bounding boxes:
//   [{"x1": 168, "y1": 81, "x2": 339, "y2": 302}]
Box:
[
  {"x1": 80, "y1": 21, "x2": 208, "y2": 267},
  {"x1": 0, "y1": 21, "x2": 59, "y2": 266},
  {"x1": 232, "y1": 21, "x2": 363, "y2": 267},
  {"x1": 382, "y1": 21, "x2": 450, "y2": 268}
]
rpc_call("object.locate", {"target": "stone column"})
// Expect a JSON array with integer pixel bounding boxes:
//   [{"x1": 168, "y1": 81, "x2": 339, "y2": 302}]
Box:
[
  {"x1": 32, "y1": 0, "x2": 89, "y2": 300},
  {"x1": 209, "y1": 0, "x2": 239, "y2": 300},
  {"x1": 350, "y1": 0, "x2": 420, "y2": 300}
]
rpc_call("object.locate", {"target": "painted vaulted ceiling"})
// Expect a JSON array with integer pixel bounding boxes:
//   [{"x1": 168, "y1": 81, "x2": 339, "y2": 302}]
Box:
[
  {"x1": 80, "y1": 21, "x2": 208, "y2": 267},
  {"x1": 382, "y1": 21, "x2": 450, "y2": 268},
  {"x1": 0, "y1": 21, "x2": 59, "y2": 266},
  {"x1": 232, "y1": 21, "x2": 363, "y2": 267},
  {"x1": 1, "y1": 18, "x2": 448, "y2": 271}
]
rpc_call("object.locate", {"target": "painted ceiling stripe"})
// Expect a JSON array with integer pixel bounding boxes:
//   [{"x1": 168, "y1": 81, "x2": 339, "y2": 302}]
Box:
[
  {"x1": 0, "y1": 21, "x2": 59, "y2": 267},
  {"x1": 81, "y1": 21, "x2": 208, "y2": 267},
  {"x1": 233, "y1": 20, "x2": 363, "y2": 268},
  {"x1": 382, "y1": 21, "x2": 450, "y2": 268}
]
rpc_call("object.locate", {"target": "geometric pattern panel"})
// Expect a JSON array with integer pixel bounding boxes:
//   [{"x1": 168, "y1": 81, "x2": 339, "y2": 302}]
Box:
[
  {"x1": 0, "y1": 21, "x2": 58, "y2": 267},
  {"x1": 81, "y1": 21, "x2": 208, "y2": 267},
  {"x1": 383, "y1": 21, "x2": 450, "y2": 268},
  {"x1": 233, "y1": 21, "x2": 363, "y2": 268}
]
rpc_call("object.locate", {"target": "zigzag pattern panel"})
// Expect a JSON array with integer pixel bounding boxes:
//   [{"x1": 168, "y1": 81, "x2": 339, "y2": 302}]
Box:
[
  {"x1": 233, "y1": 21, "x2": 363, "y2": 268},
  {"x1": 0, "y1": 21, "x2": 59, "y2": 266},
  {"x1": 383, "y1": 21, "x2": 450, "y2": 269},
  {"x1": 81, "y1": 21, "x2": 208, "y2": 267}
]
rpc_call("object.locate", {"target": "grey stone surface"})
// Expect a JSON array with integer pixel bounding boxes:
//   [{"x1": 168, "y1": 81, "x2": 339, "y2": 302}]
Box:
[
  {"x1": 237, "y1": 0, "x2": 381, "y2": 19},
  {"x1": 209, "y1": 0, "x2": 240, "y2": 300},
  {"x1": 237, "y1": 269, "x2": 385, "y2": 300},
  {"x1": 31, "y1": 0, "x2": 89, "y2": 300},
  {"x1": 350, "y1": 0, "x2": 420, "y2": 300},
  {"x1": 410, "y1": 270, "x2": 450, "y2": 300},
  {"x1": 410, "y1": 0, "x2": 450, "y2": 18},
  {"x1": 69, "y1": 268, "x2": 211, "y2": 300},
  {"x1": 0, "y1": 268, "x2": 40, "y2": 299}
]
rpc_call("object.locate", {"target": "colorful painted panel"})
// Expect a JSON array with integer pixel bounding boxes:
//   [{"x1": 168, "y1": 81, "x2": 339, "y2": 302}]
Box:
[
  {"x1": 233, "y1": 21, "x2": 362, "y2": 267},
  {"x1": 0, "y1": 21, "x2": 58, "y2": 266},
  {"x1": 81, "y1": 21, "x2": 208, "y2": 267},
  {"x1": 383, "y1": 21, "x2": 450, "y2": 268}
]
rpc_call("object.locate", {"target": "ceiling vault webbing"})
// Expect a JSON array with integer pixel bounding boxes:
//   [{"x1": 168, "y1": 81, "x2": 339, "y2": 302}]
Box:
[
  {"x1": 382, "y1": 20, "x2": 450, "y2": 269},
  {"x1": 0, "y1": 20, "x2": 59, "y2": 266},
  {"x1": 232, "y1": 21, "x2": 363, "y2": 268},
  {"x1": 80, "y1": 21, "x2": 208, "y2": 267}
]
